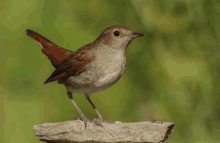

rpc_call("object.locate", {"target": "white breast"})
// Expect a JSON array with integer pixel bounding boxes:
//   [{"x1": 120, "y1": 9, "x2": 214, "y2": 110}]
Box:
[
  {"x1": 94, "y1": 48, "x2": 126, "y2": 88},
  {"x1": 64, "y1": 48, "x2": 126, "y2": 94}
]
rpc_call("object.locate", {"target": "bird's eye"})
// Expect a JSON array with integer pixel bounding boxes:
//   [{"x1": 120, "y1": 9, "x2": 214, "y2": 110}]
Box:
[{"x1": 113, "y1": 30, "x2": 120, "y2": 37}]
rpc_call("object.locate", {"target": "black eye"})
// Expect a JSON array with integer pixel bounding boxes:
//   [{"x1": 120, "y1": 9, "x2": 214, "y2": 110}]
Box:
[{"x1": 114, "y1": 30, "x2": 120, "y2": 37}]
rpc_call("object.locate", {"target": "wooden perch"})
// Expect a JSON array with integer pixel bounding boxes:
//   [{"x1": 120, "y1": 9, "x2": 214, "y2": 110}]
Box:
[{"x1": 33, "y1": 119, "x2": 175, "y2": 143}]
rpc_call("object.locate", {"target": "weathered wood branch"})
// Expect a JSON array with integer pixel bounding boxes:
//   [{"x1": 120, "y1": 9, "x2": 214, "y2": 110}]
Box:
[{"x1": 33, "y1": 120, "x2": 174, "y2": 143}]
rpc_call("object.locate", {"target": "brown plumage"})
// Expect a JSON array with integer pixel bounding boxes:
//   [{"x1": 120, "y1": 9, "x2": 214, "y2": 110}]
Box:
[
  {"x1": 26, "y1": 26, "x2": 144, "y2": 128},
  {"x1": 26, "y1": 29, "x2": 94, "y2": 84}
]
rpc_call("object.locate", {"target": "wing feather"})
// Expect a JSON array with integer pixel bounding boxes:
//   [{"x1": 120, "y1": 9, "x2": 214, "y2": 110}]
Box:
[{"x1": 44, "y1": 47, "x2": 94, "y2": 84}]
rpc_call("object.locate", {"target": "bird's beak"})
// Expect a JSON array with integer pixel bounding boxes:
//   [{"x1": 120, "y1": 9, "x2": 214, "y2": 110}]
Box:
[{"x1": 132, "y1": 32, "x2": 144, "y2": 38}]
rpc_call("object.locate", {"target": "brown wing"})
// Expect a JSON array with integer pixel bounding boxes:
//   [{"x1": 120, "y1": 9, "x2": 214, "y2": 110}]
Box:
[
  {"x1": 44, "y1": 46, "x2": 94, "y2": 84},
  {"x1": 26, "y1": 29, "x2": 72, "y2": 68}
]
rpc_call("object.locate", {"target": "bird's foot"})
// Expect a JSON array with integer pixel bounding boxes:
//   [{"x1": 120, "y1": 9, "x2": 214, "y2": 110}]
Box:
[
  {"x1": 90, "y1": 118, "x2": 104, "y2": 127},
  {"x1": 76, "y1": 117, "x2": 115, "y2": 128},
  {"x1": 93, "y1": 118, "x2": 115, "y2": 124},
  {"x1": 151, "y1": 119, "x2": 163, "y2": 124},
  {"x1": 76, "y1": 117, "x2": 104, "y2": 128}
]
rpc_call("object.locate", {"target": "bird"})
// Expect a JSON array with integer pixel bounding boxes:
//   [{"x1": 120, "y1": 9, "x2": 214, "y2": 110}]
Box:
[{"x1": 26, "y1": 26, "x2": 144, "y2": 127}]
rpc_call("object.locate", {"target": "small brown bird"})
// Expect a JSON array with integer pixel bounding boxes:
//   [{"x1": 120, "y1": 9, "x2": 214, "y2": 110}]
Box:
[{"x1": 26, "y1": 26, "x2": 144, "y2": 127}]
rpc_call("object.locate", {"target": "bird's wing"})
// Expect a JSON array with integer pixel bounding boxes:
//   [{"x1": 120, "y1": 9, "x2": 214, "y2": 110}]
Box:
[
  {"x1": 26, "y1": 29, "x2": 73, "y2": 68},
  {"x1": 26, "y1": 29, "x2": 95, "y2": 84},
  {"x1": 44, "y1": 47, "x2": 94, "y2": 84}
]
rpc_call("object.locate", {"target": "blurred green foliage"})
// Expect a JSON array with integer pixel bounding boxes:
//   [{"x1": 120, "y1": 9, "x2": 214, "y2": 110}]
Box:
[{"x1": 1, "y1": 0, "x2": 220, "y2": 142}]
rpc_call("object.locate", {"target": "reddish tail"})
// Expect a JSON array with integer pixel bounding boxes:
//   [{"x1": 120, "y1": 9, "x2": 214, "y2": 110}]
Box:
[{"x1": 26, "y1": 29, "x2": 73, "y2": 68}]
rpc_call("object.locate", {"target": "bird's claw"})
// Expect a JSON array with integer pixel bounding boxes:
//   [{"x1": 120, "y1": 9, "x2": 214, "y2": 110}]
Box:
[
  {"x1": 151, "y1": 119, "x2": 163, "y2": 124},
  {"x1": 78, "y1": 117, "x2": 115, "y2": 128}
]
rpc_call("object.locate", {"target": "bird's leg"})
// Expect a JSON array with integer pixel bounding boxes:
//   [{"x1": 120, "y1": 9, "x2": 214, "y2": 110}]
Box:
[
  {"x1": 85, "y1": 93, "x2": 115, "y2": 124},
  {"x1": 85, "y1": 93, "x2": 104, "y2": 120},
  {"x1": 67, "y1": 92, "x2": 90, "y2": 128}
]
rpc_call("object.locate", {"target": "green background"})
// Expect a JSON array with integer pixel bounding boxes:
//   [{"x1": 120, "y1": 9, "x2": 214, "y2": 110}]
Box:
[{"x1": 1, "y1": 0, "x2": 220, "y2": 142}]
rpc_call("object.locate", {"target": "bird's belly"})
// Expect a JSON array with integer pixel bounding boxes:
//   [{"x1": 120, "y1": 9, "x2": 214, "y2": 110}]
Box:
[
  {"x1": 94, "y1": 67, "x2": 124, "y2": 89},
  {"x1": 64, "y1": 64, "x2": 125, "y2": 94},
  {"x1": 63, "y1": 50, "x2": 126, "y2": 94}
]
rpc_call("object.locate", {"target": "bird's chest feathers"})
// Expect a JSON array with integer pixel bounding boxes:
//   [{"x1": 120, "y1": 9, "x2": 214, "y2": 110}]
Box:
[{"x1": 94, "y1": 49, "x2": 126, "y2": 87}]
